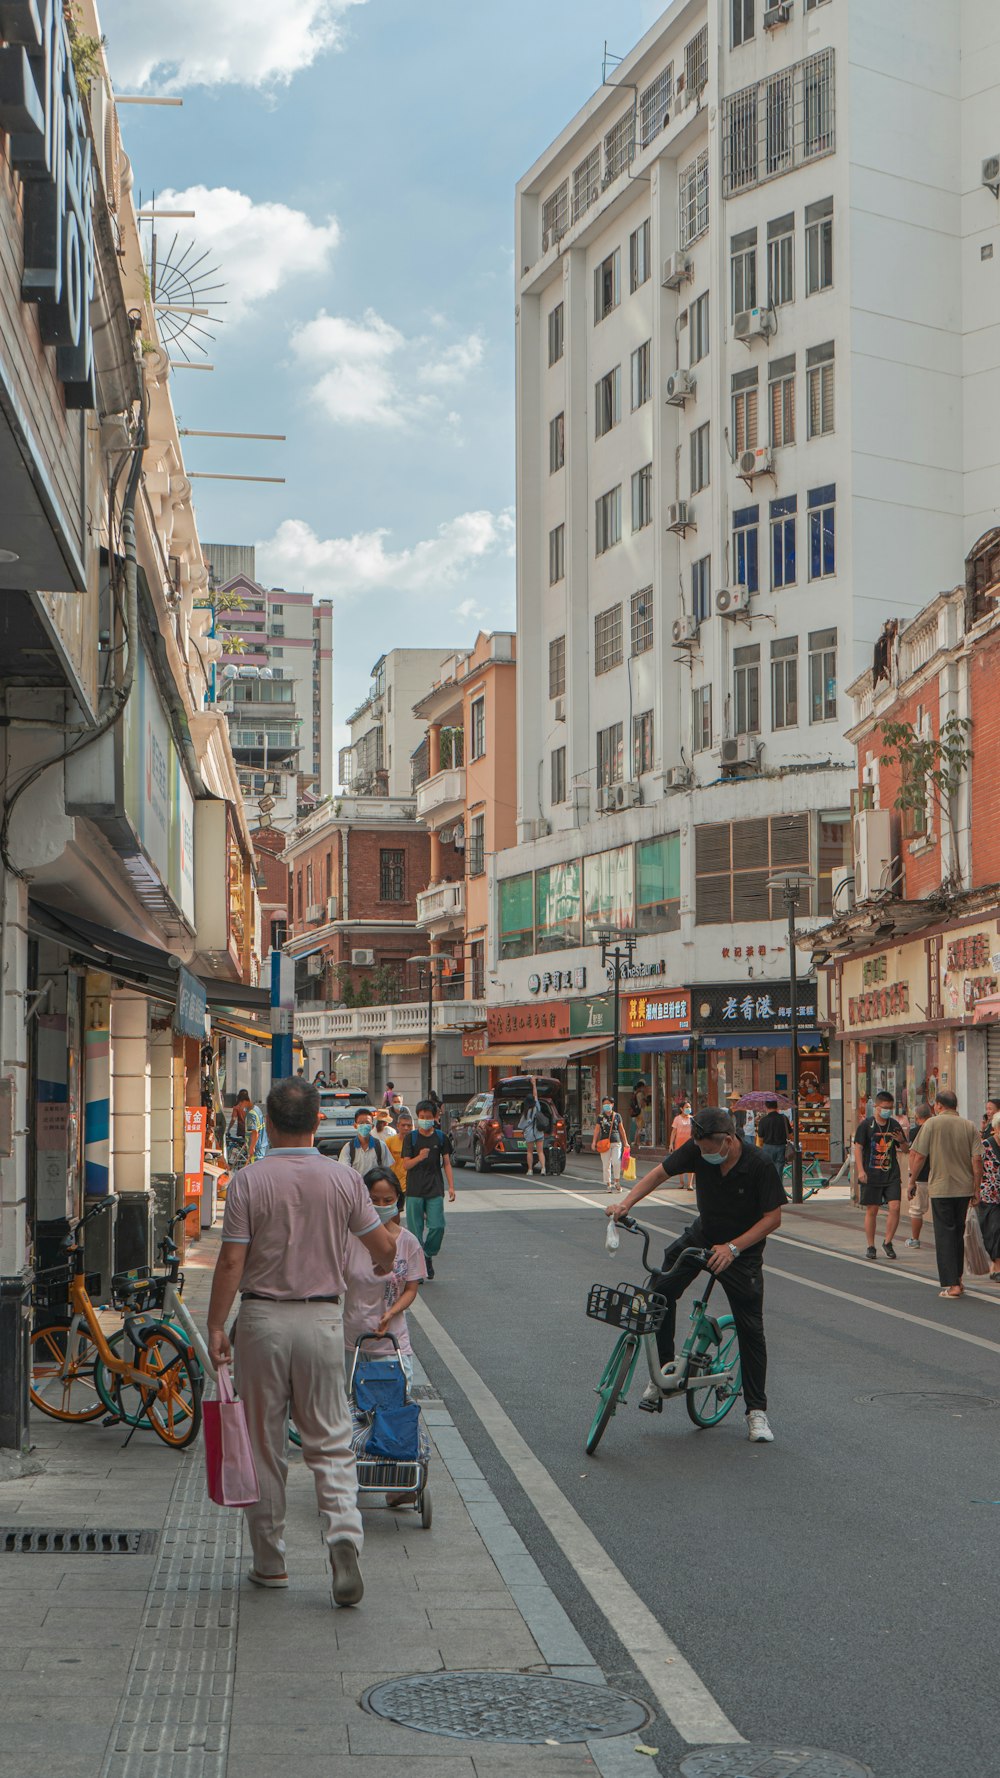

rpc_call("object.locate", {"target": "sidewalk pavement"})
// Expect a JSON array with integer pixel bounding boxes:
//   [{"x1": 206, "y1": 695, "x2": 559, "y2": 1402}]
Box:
[{"x1": 0, "y1": 1230, "x2": 657, "y2": 1778}]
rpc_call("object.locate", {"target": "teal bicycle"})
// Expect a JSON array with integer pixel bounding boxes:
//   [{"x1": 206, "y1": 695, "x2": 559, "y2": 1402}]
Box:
[{"x1": 585, "y1": 1218, "x2": 742, "y2": 1454}]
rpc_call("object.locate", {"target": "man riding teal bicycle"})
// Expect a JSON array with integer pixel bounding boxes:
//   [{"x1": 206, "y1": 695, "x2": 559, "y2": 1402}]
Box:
[{"x1": 609, "y1": 1107, "x2": 786, "y2": 1443}]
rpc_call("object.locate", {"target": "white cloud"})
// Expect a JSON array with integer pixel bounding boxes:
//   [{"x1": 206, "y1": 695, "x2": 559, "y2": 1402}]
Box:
[
  {"x1": 257, "y1": 509, "x2": 514, "y2": 602},
  {"x1": 289, "y1": 309, "x2": 485, "y2": 427},
  {"x1": 152, "y1": 187, "x2": 339, "y2": 323},
  {"x1": 101, "y1": 0, "x2": 367, "y2": 91}
]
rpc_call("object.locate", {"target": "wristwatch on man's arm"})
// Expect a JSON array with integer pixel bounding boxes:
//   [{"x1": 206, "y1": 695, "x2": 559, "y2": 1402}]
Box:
[{"x1": 727, "y1": 1242, "x2": 740, "y2": 1260}]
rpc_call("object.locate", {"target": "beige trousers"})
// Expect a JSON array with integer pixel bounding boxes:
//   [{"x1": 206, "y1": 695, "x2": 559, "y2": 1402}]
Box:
[{"x1": 234, "y1": 1298, "x2": 363, "y2": 1575}]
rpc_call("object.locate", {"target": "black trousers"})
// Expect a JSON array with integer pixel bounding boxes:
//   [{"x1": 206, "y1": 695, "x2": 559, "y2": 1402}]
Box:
[
  {"x1": 931, "y1": 1196, "x2": 971, "y2": 1287},
  {"x1": 649, "y1": 1224, "x2": 769, "y2": 1412},
  {"x1": 979, "y1": 1202, "x2": 1000, "y2": 1261}
]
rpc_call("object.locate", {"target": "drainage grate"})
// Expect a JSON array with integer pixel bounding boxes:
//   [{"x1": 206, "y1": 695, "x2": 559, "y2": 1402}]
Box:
[
  {"x1": 363, "y1": 1671, "x2": 648, "y2": 1744},
  {"x1": 858, "y1": 1390, "x2": 998, "y2": 1412},
  {"x1": 0, "y1": 1527, "x2": 158, "y2": 1555},
  {"x1": 680, "y1": 1749, "x2": 874, "y2": 1777}
]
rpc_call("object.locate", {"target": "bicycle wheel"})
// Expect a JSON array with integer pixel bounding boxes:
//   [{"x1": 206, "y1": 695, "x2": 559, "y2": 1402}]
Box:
[
  {"x1": 136, "y1": 1327, "x2": 203, "y2": 1448},
  {"x1": 686, "y1": 1318, "x2": 742, "y2": 1427},
  {"x1": 96, "y1": 1325, "x2": 192, "y2": 1428},
  {"x1": 586, "y1": 1337, "x2": 636, "y2": 1455},
  {"x1": 29, "y1": 1323, "x2": 105, "y2": 1422}
]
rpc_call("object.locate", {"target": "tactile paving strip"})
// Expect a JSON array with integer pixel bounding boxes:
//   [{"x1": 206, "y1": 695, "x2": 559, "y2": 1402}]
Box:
[
  {"x1": 363, "y1": 1670, "x2": 649, "y2": 1743},
  {"x1": 680, "y1": 1748, "x2": 874, "y2": 1777}
]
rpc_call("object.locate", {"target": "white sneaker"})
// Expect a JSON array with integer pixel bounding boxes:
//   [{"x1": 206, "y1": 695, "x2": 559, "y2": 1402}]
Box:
[
  {"x1": 905, "y1": 1237, "x2": 921, "y2": 1248},
  {"x1": 638, "y1": 1381, "x2": 663, "y2": 1413},
  {"x1": 746, "y1": 1410, "x2": 775, "y2": 1443}
]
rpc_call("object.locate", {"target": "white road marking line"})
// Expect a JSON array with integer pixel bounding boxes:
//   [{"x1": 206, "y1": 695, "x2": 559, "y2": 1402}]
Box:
[{"x1": 411, "y1": 1294, "x2": 743, "y2": 1748}]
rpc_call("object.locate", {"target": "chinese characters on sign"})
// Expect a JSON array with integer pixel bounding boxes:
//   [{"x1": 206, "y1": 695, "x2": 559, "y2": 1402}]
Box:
[
  {"x1": 624, "y1": 991, "x2": 692, "y2": 1035},
  {"x1": 947, "y1": 933, "x2": 991, "y2": 972},
  {"x1": 863, "y1": 954, "x2": 888, "y2": 987},
  {"x1": 694, "y1": 982, "x2": 819, "y2": 1034},
  {"x1": 721, "y1": 947, "x2": 768, "y2": 961},
  {"x1": 174, "y1": 967, "x2": 207, "y2": 1040},
  {"x1": 848, "y1": 983, "x2": 910, "y2": 1025},
  {"x1": 462, "y1": 1028, "x2": 488, "y2": 1057},
  {"x1": 941, "y1": 930, "x2": 998, "y2": 1016},
  {"x1": 719, "y1": 994, "x2": 812, "y2": 1023},
  {"x1": 528, "y1": 966, "x2": 586, "y2": 995},
  {"x1": 487, "y1": 1003, "x2": 571, "y2": 1041}
]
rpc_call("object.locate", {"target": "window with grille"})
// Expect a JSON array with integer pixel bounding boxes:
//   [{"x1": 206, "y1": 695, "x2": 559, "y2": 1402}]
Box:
[
  {"x1": 693, "y1": 684, "x2": 713, "y2": 752},
  {"x1": 805, "y1": 198, "x2": 834, "y2": 293},
  {"x1": 770, "y1": 495, "x2": 797, "y2": 589},
  {"x1": 271, "y1": 603, "x2": 284, "y2": 615},
  {"x1": 630, "y1": 218, "x2": 651, "y2": 291},
  {"x1": 631, "y1": 463, "x2": 653, "y2": 532},
  {"x1": 549, "y1": 524, "x2": 565, "y2": 584},
  {"x1": 771, "y1": 636, "x2": 798, "y2": 729},
  {"x1": 805, "y1": 0, "x2": 831, "y2": 7},
  {"x1": 271, "y1": 622, "x2": 285, "y2": 637},
  {"x1": 595, "y1": 365, "x2": 621, "y2": 437},
  {"x1": 605, "y1": 112, "x2": 635, "y2": 184},
  {"x1": 596, "y1": 722, "x2": 624, "y2": 788},
  {"x1": 631, "y1": 587, "x2": 653, "y2": 655},
  {"x1": 692, "y1": 554, "x2": 711, "y2": 623},
  {"x1": 730, "y1": 230, "x2": 757, "y2": 317},
  {"x1": 732, "y1": 0, "x2": 755, "y2": 45},
  {"x1": 542, "y1": 182, "x2": 569, "y2": 248},
  {"x1": 695, "y1": 813, "x2": 810, "y2": 924},
  {"x1": 690, "y1": 291, "x2": 710, "y2": 363},
  {"x1": 594, "y1": 603, "x2": 623, "y2": 675},
  {"x1": 551, "y1": 746, "x2": 567, "y2": 805},
  {"x1": 640, "y1": 64, "x2": 672, "y2": 144},
  {"x1": 733, "y1": 504, "x2": 760, "y2": 594},
  {"x1": 685, "y1": 25, "x2": 708, "y2": 97},
  {"x1": 548, "y1": 302, "x2": 565, "y2": 364},
  {"x1": 732, "y1": 378, "x2": 759, "y2": 456},
  {"x1": 807, "y1": 343, "x2": 835, "y2": 436},
  {"x1": 470, "y1": 696, "x2": 486, "y2": 761},
  {"x1": 633, "y1": 709, "x2": 654, "y2": 776},
  {"x1": 808, "y1": 484, "x2": 836, "y2": 578},
  {"x1": 595, "y1": 486, "x2": 622, "y2": 555},
  {"x1": 679, "y1": 150, "x2": 710, "y2": 246},
  {"x1": 690, "y1": 421, "x2": 711, "y2": 493},
  {"x1": 721, "y1": 48, "x2": 835, "y2": 197},
  {"x1": 549, "y1": 412, "x2": 565, "y2": 471},
  {"x1": 594, "y1": 248, "x2": 621, "y2": 322},
  {"x1": 470, "y1": 938, "x2": 485, "y2": 997},
  {"x1": 549, "y1": 634, "x2": 566, "y2": 698},
  {"x1": 466, "y1": 811, "x2": 486, "y2": 877},
  {"x1": 767, "y1": 215, "x2": 794, "y2": 305},
  {"x1": 379, "y1": 849, "x2": 405, "y2": 902},
  {"x1": 809, "y1": 627, "x2": 837, "y2": 722},
  {"x1": 573, "y1": 147, "x2": 601, "y2": 221},
  {"x1": 769, "y1": 358, "x2": 795, "y2": 446},
  {"x1": 733, "y1": 644, "x2": 761, "y2": 735},
  {"x1": 631, "y1": 340, "x2": 652, "y2": 410}
]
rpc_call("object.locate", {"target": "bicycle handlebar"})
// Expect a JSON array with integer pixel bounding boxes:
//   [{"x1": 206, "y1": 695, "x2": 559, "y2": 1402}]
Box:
[{"x1": 615, "y1": 1215, "x2": 713, "y2": 1283}]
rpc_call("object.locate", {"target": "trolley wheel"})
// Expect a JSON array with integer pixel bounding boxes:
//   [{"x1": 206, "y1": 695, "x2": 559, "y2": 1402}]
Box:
[{"x1": 420, "y1": 1486, "x2": 432, "y2": 1529}]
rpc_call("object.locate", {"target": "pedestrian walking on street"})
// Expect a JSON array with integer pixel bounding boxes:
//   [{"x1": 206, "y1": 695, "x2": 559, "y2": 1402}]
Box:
[
  {"x1": 386, "y1": 1109, "x2": 412, "y2": 1195},
  {"x1": 905, "y1": 1101, "x2": 933, "y2": 1248},
  {"x1": 401, "y1": 1099, "x2": 456, "y2": 1279},
  {"x1": 245, "y1": 1097, "x2": 269, "y2": 1164},
  {"x1": 669, "y1": 1100, "x2": 694, "y2": 1189},
  {"x1": 757, "y1": 1098, "x2": 790, "y2": 1176},
  {"x1": 383, "y1": 1080, "x2": 396, "y2": 1108},
  {"x1": 207, "y1": 1078, "x2": 396, "y2": 1605},
  {"x1": 908, "y1": 1090, "x2": 982, "y2": 1298},
  {"x1": 339, "y1": 1107, "x2": 393, "y2": 1178},
  {"x1": 854, "y1": 1090, "x2": 909, "y2": 1259},
  {"x1": 592, "y1": 1096, "x2": 626, "y2": 1192},
  {"x1": 977, "y1": 1110, "x2": 1000, "y2": 1282},
  {"x1": 518, "y1": 1075, "x2": 548, "y2": 1177},
  {"x1": 343, "y1": 1169, "x2": 426, "y2": 1387},
  {"x1": 629, "y1": 1080, "x2": 648, "y2": 1149}
]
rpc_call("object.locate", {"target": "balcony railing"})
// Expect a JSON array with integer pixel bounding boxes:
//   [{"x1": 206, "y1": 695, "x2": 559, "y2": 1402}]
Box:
[
  {"x1": 295, "y1": 999, "x2": 486, "y2": 1043},
  {"x1": 415, "y1": 881, "x2": 465, "y2": 928},
  {"x1": 415, "y1": 767, "x2": 466, "y2": 821}
]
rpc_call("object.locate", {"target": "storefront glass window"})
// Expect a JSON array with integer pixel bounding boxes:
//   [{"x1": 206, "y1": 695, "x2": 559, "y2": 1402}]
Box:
[
  {"x1": 635, "y1": 834, "x2": 681, "y2": 932},
  {"x1": 499, "y1": 874, "x2": 534, "y2": 958},
  {"x1": 584, "y1": 847, "x2": 635, "y2": 940},
  {"x1": 535, "y1": 861, "x2": 582, "y2": 951}
]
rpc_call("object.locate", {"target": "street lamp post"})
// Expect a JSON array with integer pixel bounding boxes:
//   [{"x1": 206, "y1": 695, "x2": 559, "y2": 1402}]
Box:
[
  {"x1": 597, "y1": 927, "x2": 637, "y2": 1117},
  {"x1": 767, "y1": 873, "x2": 812, "y2": 1205},
  {"x1": 408, "y1": 955, "x2": 448, "y2": 1104}
]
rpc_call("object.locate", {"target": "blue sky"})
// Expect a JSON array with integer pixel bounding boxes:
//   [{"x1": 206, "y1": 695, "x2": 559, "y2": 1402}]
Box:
[{"x1": 101, "y1": 0, "x2": 660, "y2": 746}]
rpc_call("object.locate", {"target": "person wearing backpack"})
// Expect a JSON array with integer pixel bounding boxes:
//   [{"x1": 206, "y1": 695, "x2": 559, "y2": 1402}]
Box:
[
  {"x1": 400, "y1": 1100, "x2": 456, "y2": 1278},
  {"x1": 518, "y1": 1075, "x2": 549, "y2": 1177},
  {"x1": 853, "y1": 1090, "x2": 910, "y2": 1260},
  {"x1": 338, "y1": 1107, "x2": 393, "y2": 1179}
]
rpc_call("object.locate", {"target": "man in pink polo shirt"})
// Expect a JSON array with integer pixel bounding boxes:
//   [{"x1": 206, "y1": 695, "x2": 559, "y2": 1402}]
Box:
[{"x1": 208, "y1": 1076, "x2": 396, "y2": 1607}]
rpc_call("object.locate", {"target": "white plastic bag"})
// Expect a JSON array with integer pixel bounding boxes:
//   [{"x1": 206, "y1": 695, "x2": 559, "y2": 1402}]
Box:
[{"x1": 965, "y1": 1205, "x2": 991, "y2": 1278}]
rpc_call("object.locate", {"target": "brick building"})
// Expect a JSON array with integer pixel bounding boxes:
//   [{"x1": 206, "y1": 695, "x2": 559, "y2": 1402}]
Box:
[
  {"x1": 252, "y1": 828, "x2": 290, "y2": 955},
  {"x1": 809, "y1": 531, "x2": 1000, "y2": 1143}
]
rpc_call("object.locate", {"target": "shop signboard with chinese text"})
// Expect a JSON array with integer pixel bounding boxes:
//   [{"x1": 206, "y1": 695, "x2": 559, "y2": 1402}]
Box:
[
  {"x1": 174, "y1": 967, "x2": 207, "y2": 1040},
  {"x1": 939, "y1": 926, "x2": 1000, "y2": 1021},
  {"x1": 624, "y1": 991, "x2": 692, "y2": 1035},
  {"x1": 122, "y1": 647, "x2": 196, "y2": 926},
  {"x1": 462, "y1": 1028, "x2": 488, "y2": 1057},
  {"x1": 183, "y1": 1106, "x2": 207, "y2": 1200},
  {"x1": 487, "y1": 1002, "x2": 571, "y2": 1042},
  {"x1": 528, "y1": 966, "x2": 585, "y2": 995},
  {"x1": 570, "y1": 996, "x2": 615, "y2": 1037},
  {"x1": 694, "y1": 982, "x2": 817, "y2": 1034},
  {"x1": 838, "y1": 941, "x2": 928, "y2": 1034}
]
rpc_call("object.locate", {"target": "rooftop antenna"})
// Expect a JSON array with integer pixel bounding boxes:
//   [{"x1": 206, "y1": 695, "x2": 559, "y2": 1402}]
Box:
[{"x1": 602, "y1": 41, "x2": 625, "y2": 83}]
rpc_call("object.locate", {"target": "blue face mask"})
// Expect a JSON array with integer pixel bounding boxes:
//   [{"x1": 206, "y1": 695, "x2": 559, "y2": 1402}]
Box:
[
  {"x1": 699, "y1": 1148, "x2": 726, "y2": 1167},
  {"x1": 357, "y1": 1123, "x2": 372, "y2": 1139},
  {"x1": 375, "y1": 1202, "x2": 398, "y2": 1225}
]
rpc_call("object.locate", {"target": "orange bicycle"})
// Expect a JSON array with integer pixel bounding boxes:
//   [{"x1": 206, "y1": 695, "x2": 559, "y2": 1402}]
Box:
[{"x1": 30, "y1": 1198, "x2": 202, "y2": 1449}]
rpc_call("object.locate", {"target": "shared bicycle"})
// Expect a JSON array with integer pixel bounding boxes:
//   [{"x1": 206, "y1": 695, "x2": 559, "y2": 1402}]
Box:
[{"x1": 585, "y1": 1217, "x2": 742, "y2": 1454}]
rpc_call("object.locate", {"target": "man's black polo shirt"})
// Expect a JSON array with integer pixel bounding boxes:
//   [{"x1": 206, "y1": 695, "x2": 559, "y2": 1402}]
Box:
[{"x1": 662, "y1": 1140, "x2": 787, "y2": 1255}]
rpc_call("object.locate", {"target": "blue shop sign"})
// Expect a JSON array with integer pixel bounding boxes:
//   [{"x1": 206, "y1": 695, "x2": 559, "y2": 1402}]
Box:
[{"x1": 174, "y1": 966, "x2": 207, "y2": 1039}]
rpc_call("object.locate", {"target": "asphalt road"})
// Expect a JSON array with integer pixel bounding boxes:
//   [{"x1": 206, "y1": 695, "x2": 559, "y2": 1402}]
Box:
[{"x1": 410, "y1": 1160, "x2": 1000, "y2": 1778}]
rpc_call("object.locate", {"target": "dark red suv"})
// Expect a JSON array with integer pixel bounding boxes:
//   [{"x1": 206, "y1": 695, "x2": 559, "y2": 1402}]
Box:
[{"x1": 450, "y1": 1076, "x2": 567, "y2": 1174}]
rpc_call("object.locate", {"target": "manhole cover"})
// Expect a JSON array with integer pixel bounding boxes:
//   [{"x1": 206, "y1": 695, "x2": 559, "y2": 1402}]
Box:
[
  {"x1": 858, "y1": 1391, "x2": 999, "y2": 1412},
  {"x1": 362, "y1": 1671, "x2": 649, "y2": 1743},
  {"x1": 0, "y1": 1527, "x2": 158, "y2": 1554},
  {"x1": 680, "y1": 1749, "x2": 873, "y2": 1777}
]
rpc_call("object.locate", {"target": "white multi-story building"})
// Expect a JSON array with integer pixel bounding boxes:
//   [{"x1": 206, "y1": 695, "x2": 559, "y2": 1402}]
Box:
[
  {"x1": 339, "y1": 649, "x2": 452, "y2": 799},
  {"x1": 499, "y1": 0, "x2": 1000, "y2": 1152}
]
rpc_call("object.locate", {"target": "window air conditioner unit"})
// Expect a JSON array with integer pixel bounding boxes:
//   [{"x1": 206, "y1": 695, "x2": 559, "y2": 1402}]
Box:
[
  {"x1": 853, "y1": 808, "x2": 895, "y2": 903},
  {"x1": 735, "y1": 307, "x2": 775, "y2": 342},
  {"x1": 831, "y1": 865, "x2": 855, "y2": 913},
  {"x1": 720, "y1": 736, "x2": 758, "y2": 769},
  {"x1": 351, "y1": 948, "x2": 375, "y2": 966},
  {"x1": 305, "y1": 953, "x2": 323, "y2": 978},
  {"x1": 672, "y1": 614, "x2": 699, "y2": 646},
  {"x1": 739, "y1": 445, "x2": 773, "y2": 478},
  {"x1": 662, "y1": 252, "x2": 693, "y2": 290},
  {"x1": 716, "y1": 584, "x2": 750, "y2": 616},
  {"x1": 666, "y1": 368, "x2": 696, "y2": 405},
  {"x1": 554, "y1": 696, "x2": 566, "y2": 723},
  {"x1": 665, "y1": 765, "x2": 694, "y2": 789},
  {"x1": 306, "y1": 902, "x2": 323, "y2": 922},
  {"x1": 326, "y1": 896, "x2": 338, "y2": 919},
  {"x1": 598, "y1": 782, "x2": 642, "y2": 813},
  {"x1": 983, "y1": 155, "x2": 1000, "y2": 194},
  {"x1": 763, "y1": 2, "x2": 791, "y2": 27},
  {"x1": 667, "y1": 500, "x2": 693, "y2": 533}
]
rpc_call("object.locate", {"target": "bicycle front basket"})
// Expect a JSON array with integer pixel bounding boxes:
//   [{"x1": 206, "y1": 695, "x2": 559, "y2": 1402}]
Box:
[{"x1": 586, "y1": 1280, "x2": 667, "y2": 1336}]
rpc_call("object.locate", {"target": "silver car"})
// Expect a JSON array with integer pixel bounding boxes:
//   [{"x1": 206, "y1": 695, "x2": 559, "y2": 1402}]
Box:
[{"x1": 315, "y1": 1088, "x2": 372, "y2": 1155}]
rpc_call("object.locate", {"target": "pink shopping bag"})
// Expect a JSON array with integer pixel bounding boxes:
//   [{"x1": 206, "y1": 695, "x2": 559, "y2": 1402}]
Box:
[{"x1": 203, "y1": 1363, "x2": 259, "y2": 1507}]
